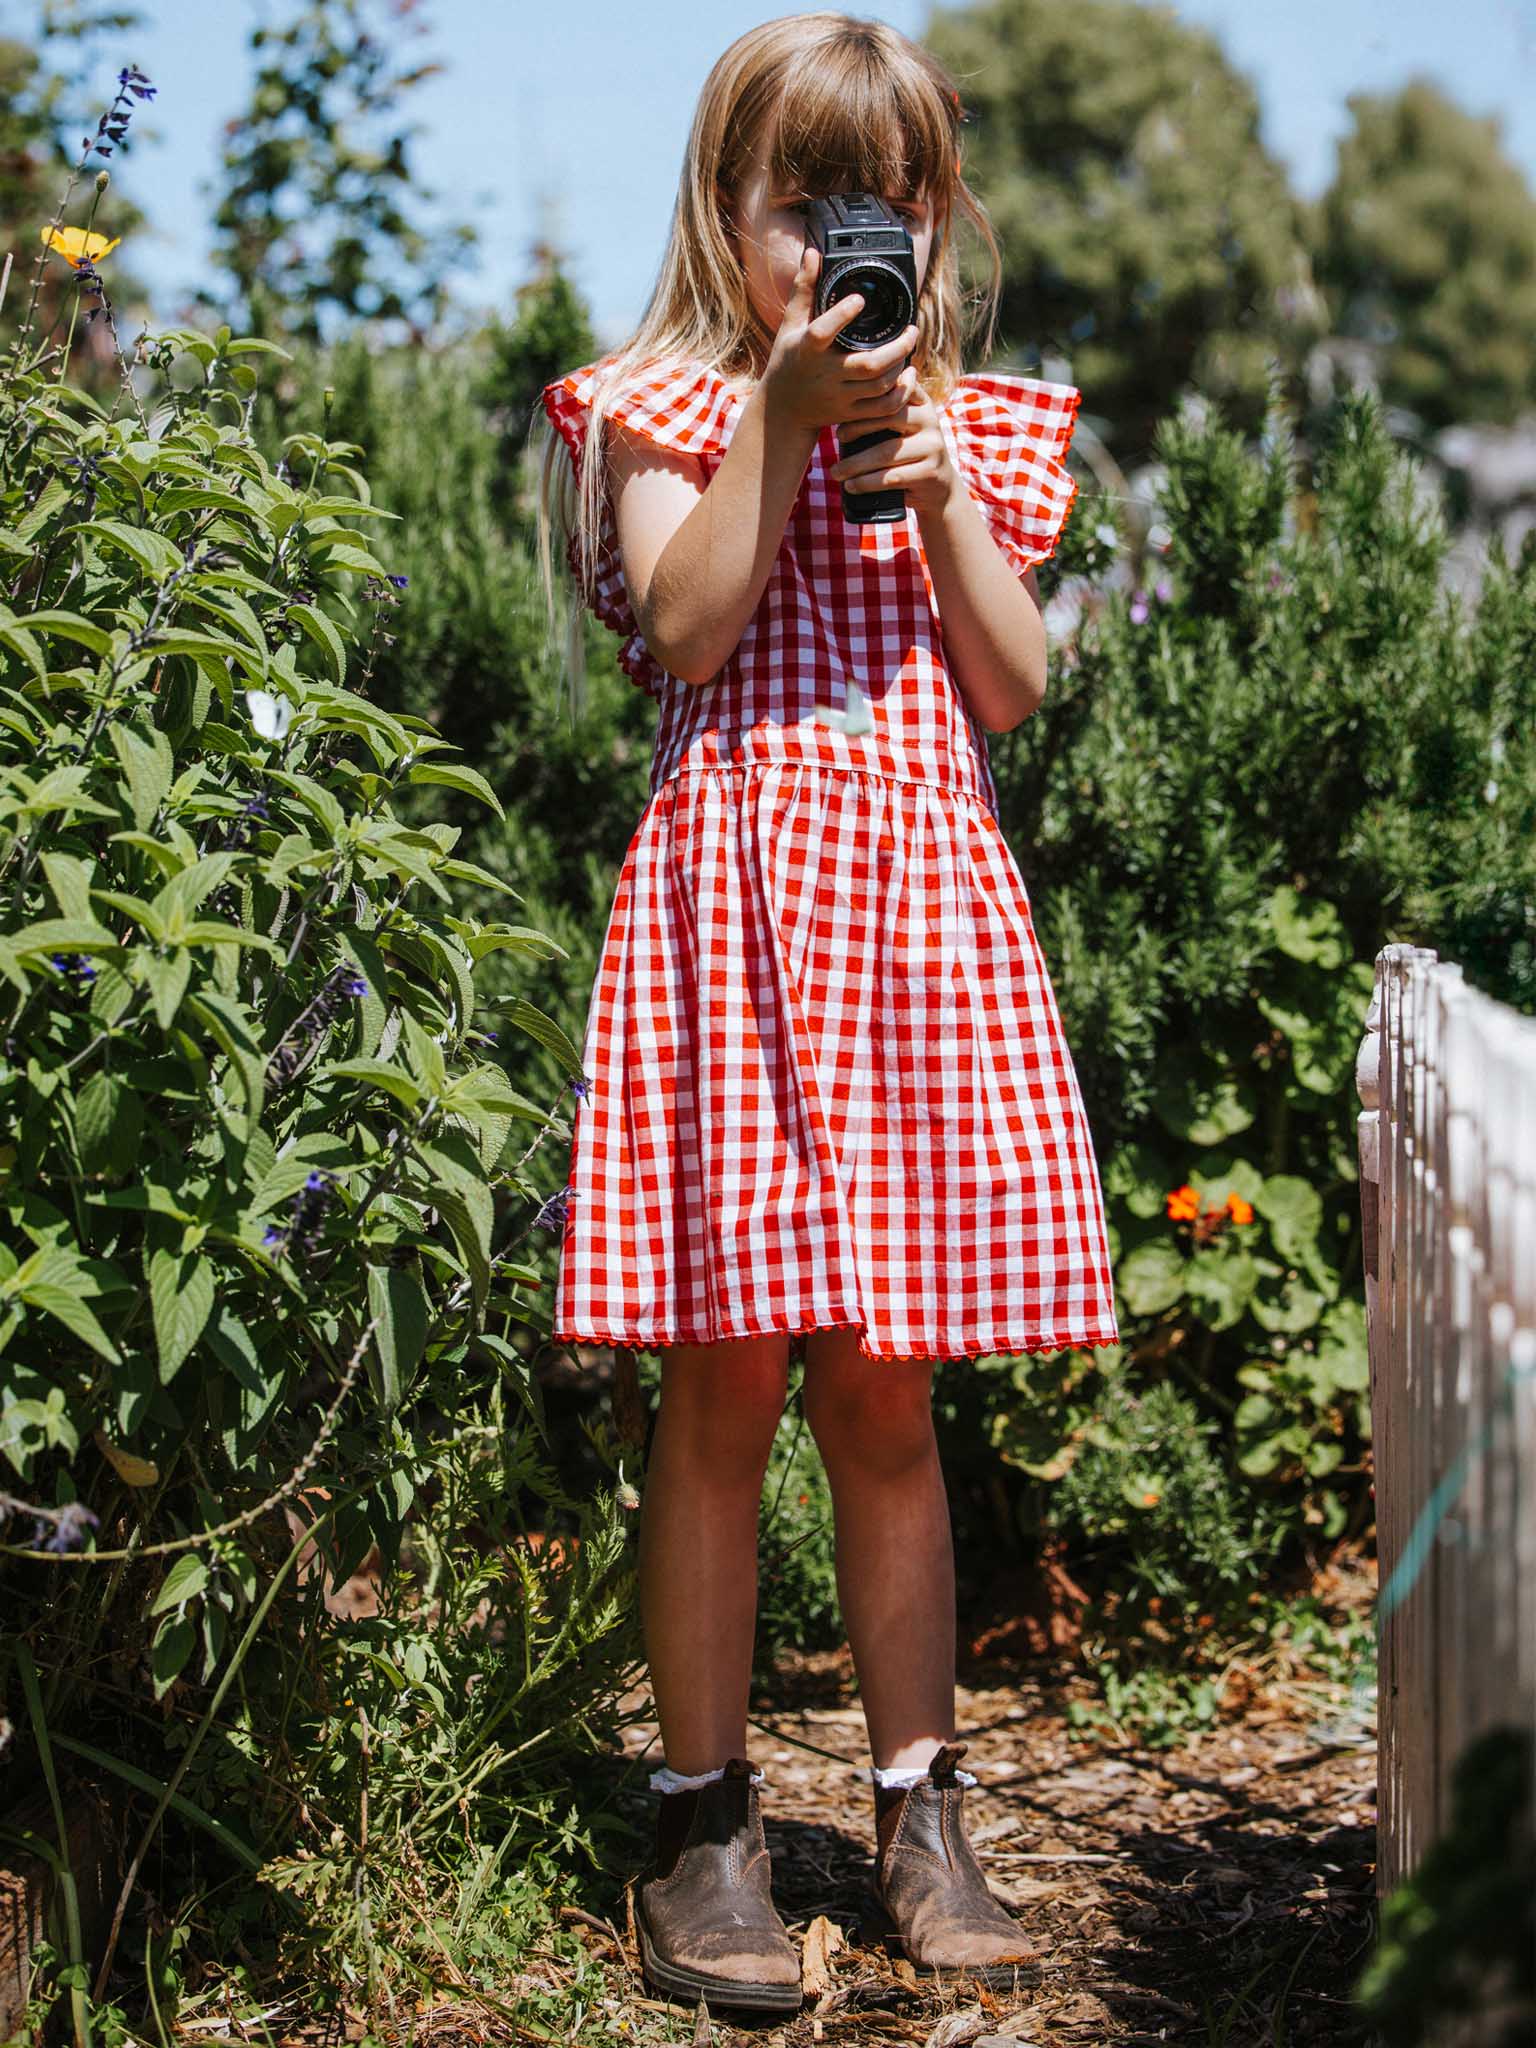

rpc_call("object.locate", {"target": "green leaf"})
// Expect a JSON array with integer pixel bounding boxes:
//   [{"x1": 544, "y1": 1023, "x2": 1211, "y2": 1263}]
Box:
[
  {"x1": 75, "y1": 1069, "x2": 143, "y2": 1179},
  {"x1": 495, "y1": 996, "x2": 584, "y2": 1078},
  {"x1": 224, "y1": 338, "x2": 293, "y2": 360},
  {"x1": 398, "y1": 1011, "x2": 447, "y2": 1095},
  {"x1": 406, "y1": 761, "x2": 505, "y2": 819},
  {"x1": 1116, "y1": 1238, "x2": 1188, "y2": 1316},
  {"x1": 141, "y1": 950, "x2": 193, "y2": 1031},
  {"x1": 1150, "y1": 1045, "x2": 1257, "y2": 1146},
  {"x1": 1263, "y1": 884, "x2": 1349, "y2": 969},
  {"x1": 284, "y1": 600, "x2": 347, "y2": 685},
  {"x1": 109, "y1": 721, "x2": 174, "y2": 832},
  {"x1": 151, "y1": 1553, "x2": 209, "y2": 1614},
  {"x1": 152, "y1": 486, "x2": 255, "y2": 520},
  {"x1": 1248, "y1": 1257, "x2": 1330, "y2": 1335},
  {"x1": 1184, "y1": 1249, "x2": 1259, "y2": 1332},
  {"x1": 438, "y1": 856, "x2": 521, "y2": 900},
  {"x1": 0, "y1": 610, "x2": 46, "y2": 683},
  {"x1": 150, "y1": 1613, "x2": 196, "y2": 1697},
  {"x1": 46, "y1": 1734, "x2": 261, "y2": 1871},
  {"x1": 1254, "y1": 1174, "x2": 1325, "y2": 1264},
  {"x1": 151, "y1": 851, "x2": 239, "y2": 929},
  {"x1": 366, "y1": 1263, "x2": 430, "y2": 1416},
  {"x1": 19, "y1": 1279, "x2": 122, "y2": 1364},
  {"x1": 319, "y1": 1057, "x2": 425, "y2": 1110},
  {"x1": 74, "y1": 518, "x2": 187, "y2": 580},
  {"x1": 10, "y1": 765, "x2": 116, "y2": 825},
  {"x1": 7, "y1": 609, "x2": 113, "y2": 656},
  {"x1": 148, "y1": 1246, "x2": 215, "y2": 1383},
  {"x1": 307, "y1": 537, "x2": 392, "y2": 578},
  {"x1": 266, "y1": 769, "x2": 346, "y2": 844},
  {"x1": 185, "y1": 990, "x2": 266, "y2": 1119},
  {"x1": 9, "y1": 916, "x2": 118, "y2": 963},
  {"x1": 145, "y1": 631, "x2": 267, "y2": 684},
  {"x1": 40, "y1": 852, "x2": 94, "y2": 924},
  {"x1": 433, "y1": 1180, "x2": 492, "y2": 1316}
]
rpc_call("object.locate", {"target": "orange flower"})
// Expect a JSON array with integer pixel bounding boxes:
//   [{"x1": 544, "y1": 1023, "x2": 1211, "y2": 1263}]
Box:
[
  {"x1": 40, "y1": 224, "x2": 121, "y2": 268},
  {"x1": 1165, "y1": 1183, "x2": 1202, "y2": 1222},
  {"x1": 1142, "y1": 1491, "x2": 1161, "y2": 1506},
  {"x1": 1225, "y1": 1192, "x2": 1254, "y2": 1225}
]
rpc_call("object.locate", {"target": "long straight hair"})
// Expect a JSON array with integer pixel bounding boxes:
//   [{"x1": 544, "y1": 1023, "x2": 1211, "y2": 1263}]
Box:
[{"x1": 532, "y1": 11, "x2": 1005, "y2": 719}]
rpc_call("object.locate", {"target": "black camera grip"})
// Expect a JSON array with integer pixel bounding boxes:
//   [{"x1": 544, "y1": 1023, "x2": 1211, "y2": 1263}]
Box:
[{"x1": 836, "y1": 422, "x2": 907, "y2": 526}]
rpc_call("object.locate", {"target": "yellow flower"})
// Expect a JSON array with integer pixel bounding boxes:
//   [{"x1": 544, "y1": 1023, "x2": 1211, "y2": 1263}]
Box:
[{"x1": 40, "y1": 224, "x2": 121, "y2": 268}]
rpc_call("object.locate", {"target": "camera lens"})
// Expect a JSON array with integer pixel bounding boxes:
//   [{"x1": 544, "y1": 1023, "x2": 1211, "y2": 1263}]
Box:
[{"x1": 828, "y1": 259, "x2": 914, "y2": 350}]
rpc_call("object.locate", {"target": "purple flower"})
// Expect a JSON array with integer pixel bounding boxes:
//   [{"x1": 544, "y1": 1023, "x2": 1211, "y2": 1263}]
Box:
[
  {"x1": 1129, "y1": 591, "x2": 1149, "y2": 625},
  {"x1": 534, "y1": 1185, "x2": 573, "y2": 1232},
  {"x1": 1154, "y1": 579, "x2": 1173, "y2": 603},
  {"x1": 387, "y1": 574, "x2": 409, "y2": 589},
  {"x1": 570, "y1": 1075, "x2": 590, "y2": 1101},
  {"x1": 344, "y1": 975, "x2": 368, "y2": 998},
  {"x1": 265, "y1": 1169, "x2": 339, "y2": 1258},
  {"x1": 45, "y1": 1502, "x2": 100, "y2": 1554}
]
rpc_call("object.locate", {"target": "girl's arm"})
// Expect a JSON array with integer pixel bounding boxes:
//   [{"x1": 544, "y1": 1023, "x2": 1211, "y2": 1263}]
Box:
[
  {"x1": 913, "y1": 486, "x2": 1049, "y2": 733},
  {"x1": 610, "y1": 383, "x2": 820, "y2": 688},
  {"x1": 609, "y1": 253, "x2": 909, "y2": 688},
  {"x1": 827, "y1": 386, "x2": 1051, "y2": 735}
]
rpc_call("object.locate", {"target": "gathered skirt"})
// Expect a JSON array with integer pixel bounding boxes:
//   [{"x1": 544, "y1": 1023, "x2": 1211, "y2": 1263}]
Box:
[{"x1": 551, "y1": 761, "x2": 1120, "y2": 1363}]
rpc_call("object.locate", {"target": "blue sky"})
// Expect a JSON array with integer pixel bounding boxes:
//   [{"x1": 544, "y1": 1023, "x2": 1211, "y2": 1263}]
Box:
[{"x1": 26, "y1": 0, "x2": 1536, "y2": 348}]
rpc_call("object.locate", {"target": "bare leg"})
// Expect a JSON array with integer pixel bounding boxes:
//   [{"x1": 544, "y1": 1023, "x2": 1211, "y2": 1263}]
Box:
[
  {"x1": 802, "y1": 1331, "x2": 955, "y2": 1769},
  {"x1": 638, "y1": 1334, "x2": 791, "y2": 1774}
]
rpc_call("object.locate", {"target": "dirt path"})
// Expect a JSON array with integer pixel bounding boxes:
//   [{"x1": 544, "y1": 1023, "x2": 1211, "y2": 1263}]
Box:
[{"x1": 568, "y1": 1555, "x2": 1379, "y2": 2047}]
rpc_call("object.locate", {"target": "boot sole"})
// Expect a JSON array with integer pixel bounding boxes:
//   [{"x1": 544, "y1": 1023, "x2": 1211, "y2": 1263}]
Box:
[
  {"x1": 633, "y1": 1890, "x2": 804, "y2": 2013},
  {"x1": 857, "y1": 1886, "x2": 1041, "y2": 1992}
]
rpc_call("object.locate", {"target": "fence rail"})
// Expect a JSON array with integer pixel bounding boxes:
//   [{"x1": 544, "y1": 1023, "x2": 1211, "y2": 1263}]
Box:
[{"x1": 1355, "y1": 941, "x2": 1536, "y2": 1898}]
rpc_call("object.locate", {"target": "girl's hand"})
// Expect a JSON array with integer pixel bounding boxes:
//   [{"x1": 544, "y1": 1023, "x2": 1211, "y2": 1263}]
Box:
[
  {"x1": 761, "y1": 242, "x2": 920, "y2": 438},
  {"x1": 829, "y1": 379, "x2": 958, "y2": 519}
]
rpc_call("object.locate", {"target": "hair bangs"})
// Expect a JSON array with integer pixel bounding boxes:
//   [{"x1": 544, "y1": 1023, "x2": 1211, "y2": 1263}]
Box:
[{"x1": 764, "y1": 53, "x2": 956, "y2": 208}]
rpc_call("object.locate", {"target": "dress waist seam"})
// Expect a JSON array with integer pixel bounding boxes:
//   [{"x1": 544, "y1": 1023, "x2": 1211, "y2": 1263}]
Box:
[{"x1": 651, "y1": 758, "x2": 998, "y2": 817}]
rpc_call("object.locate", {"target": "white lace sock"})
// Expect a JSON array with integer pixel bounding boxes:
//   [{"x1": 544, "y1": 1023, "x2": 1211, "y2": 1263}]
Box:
[
  {"x1": 649, "y1": 1761, "x2": 766, "y2": 1794},
  {"x1": 871, "y1": 1761, "x2": 979, "y2": 1788}
]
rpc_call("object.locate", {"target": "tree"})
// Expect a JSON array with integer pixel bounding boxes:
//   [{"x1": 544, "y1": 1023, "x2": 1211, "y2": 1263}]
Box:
[
  {"x1": 923, "y1": 0, "x2": 1318, "y2": 453},
  {"x1": 479, "y1": 244, "x2": 597, "y2": 513},
  {"x1": 199, "y1": 0, "x2": 476, "y2": 347},
  {"x1": 1308, "y1": 79, "x2": 1536, "y2": 434}
]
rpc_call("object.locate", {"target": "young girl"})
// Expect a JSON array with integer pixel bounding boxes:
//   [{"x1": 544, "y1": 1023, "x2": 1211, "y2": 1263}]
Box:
[{"x1": 535, "y1": 11, "x2": 1119, "y2": 2014}]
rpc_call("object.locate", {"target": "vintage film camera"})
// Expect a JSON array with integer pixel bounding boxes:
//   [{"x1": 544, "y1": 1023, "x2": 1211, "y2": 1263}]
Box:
[{"x1": 801, "y1": 192, "x2": 918, "y2": 527}]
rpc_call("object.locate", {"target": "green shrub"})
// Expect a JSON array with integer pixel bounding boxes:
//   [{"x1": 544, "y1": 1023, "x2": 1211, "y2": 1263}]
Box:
[
  {"x1": 755, "y1": 1375, "x2": 842, "y2": 1671},
  {"x1": 0, "y1": 155, "x2": 640, "y2": 2026},
  {"x1": 946, "y1": 386, "x2": 1536, "y2": 1636}
]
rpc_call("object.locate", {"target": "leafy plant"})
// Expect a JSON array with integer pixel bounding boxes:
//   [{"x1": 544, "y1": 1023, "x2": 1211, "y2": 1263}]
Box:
[{"x1": 0, "y1": 74, "x2": 641, "y2": 2029}]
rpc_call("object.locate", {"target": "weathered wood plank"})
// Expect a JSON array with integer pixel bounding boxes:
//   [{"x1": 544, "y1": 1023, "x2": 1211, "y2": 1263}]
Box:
[{"x1": 1355, "y1": 945, "x2": 1536, "y2": 1917}]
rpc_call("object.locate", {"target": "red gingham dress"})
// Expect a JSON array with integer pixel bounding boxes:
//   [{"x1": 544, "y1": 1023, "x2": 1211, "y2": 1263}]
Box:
[{"x1": 541, "y1": 352, "x2": 1120, "y2": 1363}]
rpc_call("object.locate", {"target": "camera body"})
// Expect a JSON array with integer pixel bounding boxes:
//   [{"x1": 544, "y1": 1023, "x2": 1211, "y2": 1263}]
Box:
[{"x1": 802, "y1": 193, "x2": 918, "y2": 526}]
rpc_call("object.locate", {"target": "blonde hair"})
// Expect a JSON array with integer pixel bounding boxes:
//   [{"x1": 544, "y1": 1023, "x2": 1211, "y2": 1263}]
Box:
[{"x1": 533, "y1": 11, "x2": 1004, "y2": 720}]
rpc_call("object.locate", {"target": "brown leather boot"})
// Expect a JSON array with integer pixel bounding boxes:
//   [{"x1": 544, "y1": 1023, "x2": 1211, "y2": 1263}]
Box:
[
  {"x1": 863, "y1": 1741, "x2": 1040, "y2": 1989},
  {"x1": 631, "y1": 1757, "x2": 803, "y2": 2012}
]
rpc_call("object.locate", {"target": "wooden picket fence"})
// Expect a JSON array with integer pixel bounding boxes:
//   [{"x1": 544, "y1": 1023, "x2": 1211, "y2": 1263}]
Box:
[{"x1": 1354, "y1": 941, "x2": 1536, "y2": 1903}]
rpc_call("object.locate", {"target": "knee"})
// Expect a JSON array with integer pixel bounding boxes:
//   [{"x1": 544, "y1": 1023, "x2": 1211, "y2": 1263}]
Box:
[
  {"x1": 803, "y1": 1360, "x2": 936, "y2": 1480},
  {"x1": 654, "y1": 1340, "x2": 788, "y2": 1485}
]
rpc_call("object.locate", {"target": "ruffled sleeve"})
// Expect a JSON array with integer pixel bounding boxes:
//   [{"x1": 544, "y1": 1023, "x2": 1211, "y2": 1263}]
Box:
[
  {"x1": 540, "y1": 354, "x2": 739, "y2": 694},
  {"x1": 941, "y1": 373, "x2": 1082, "y2": 578}
]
